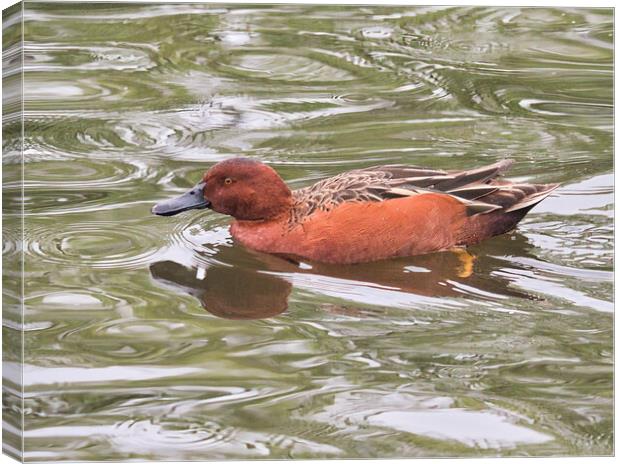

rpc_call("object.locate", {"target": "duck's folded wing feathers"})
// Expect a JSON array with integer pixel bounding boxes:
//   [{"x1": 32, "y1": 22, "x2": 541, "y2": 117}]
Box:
[{"x1": 292, "y1": 159, "x2": 557, "y2": 219}]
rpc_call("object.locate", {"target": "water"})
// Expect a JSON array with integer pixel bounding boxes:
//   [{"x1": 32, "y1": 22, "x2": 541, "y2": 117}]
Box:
[{"x1": 3, "y1": 3, "x2": 613, "y2": 460}]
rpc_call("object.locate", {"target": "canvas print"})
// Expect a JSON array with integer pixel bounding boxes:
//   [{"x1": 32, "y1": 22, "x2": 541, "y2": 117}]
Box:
[{"x1": 2, "y1": 1, "x2": 613, "y2": 461}]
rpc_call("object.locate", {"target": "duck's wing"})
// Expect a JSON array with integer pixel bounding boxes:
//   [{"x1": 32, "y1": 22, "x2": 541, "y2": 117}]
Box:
[{"x1": 292, "y1": 159, "x2": 558, "y2": 219}]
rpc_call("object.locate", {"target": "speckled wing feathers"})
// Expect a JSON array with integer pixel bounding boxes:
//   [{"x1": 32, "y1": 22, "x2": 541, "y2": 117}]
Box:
[{"x1": 291, "y1": 159, "x2": 558, "y2": 223}]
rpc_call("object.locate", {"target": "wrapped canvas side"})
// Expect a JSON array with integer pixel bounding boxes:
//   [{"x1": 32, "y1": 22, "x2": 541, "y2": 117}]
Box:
[{"x1": 2, "y1": 2, "x2": 24, "y2": 462}]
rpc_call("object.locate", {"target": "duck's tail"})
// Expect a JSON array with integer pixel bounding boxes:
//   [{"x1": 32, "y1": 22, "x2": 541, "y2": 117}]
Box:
[
  {"x1": 503, "y1": 182, "x2": 560, "y2": 213},
  {"x1": 479, "y1": 180, "x2": 560, "y2": 213},
  {"x1": 457, "y1": 181, "x2": 560, "y2": 245}
]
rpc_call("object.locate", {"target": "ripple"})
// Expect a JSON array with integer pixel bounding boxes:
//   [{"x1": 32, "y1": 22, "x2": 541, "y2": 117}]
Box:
[
  {"x1": 25, "y1": 3, "x2": 219, "y2": 22},
  {"x1": 111, "y1": 418, "x2": 238, "y2": 454},
  {"x1": 310, "y1": 390, "x2": 553, "y2": 449},
  {"x1": 26, "y1": 43, "x2": 157, "y2": 72},
  {"x1": 26, "y1": 89, "x2": 393, "y2": 160},
  {"x1": 25, "y1": 116, "x2": 148, "y2": 157},
  {"x1": 72, "y1": 95, "x2": 392, "y2": 159},
  {"x1": 109, "y1": 105, "x2": 238, "y2": 157},
  {"x1": 24, "y1": 159, "x2": 152, "y2": 190},
  {"x1": 25, "y1": 77, "x2": 117, "y2": 104},
  {"x1": 24, "y1": 72, "x2": 174, "y2": 111},
  {"x1": 533, "y1": 174, "x2": 613, "y2": 217},
  {"x1": 518, "y1": 98, "x2": 612, "y2": 118},
  {"x1": 26, "y1": 109, "x2": 230, "y2": 159},
  {"x1": 222, "y1": 52, "x2": 356, "y2": 82},
  {"x1": 106, "y1": 322, "x2": 182, "y2": 337},
  {"x1": 2, "y1": 223, "x2": 22, "y2": 259},
  {"x1": 25, "y1": 191, "x2": 111, "y2": 215},
  {"x1": 25, "y1": 414, "x2": 342, "y2": 460},
  {"x1": 369, "y1": 409, "x2": 553, "y2": 448},
  {"x1": 216, "y1": 30, "x2": 261, "y2": 47},
  {"x1": 26, "y1": 222, "x2": 162, "y2": 269},
  {"x1": 359, "y1": 26, "x2": 394, "y2": 40},
  {"x1": 41, "y1": 292, "x2": 104, "y2": 308},
  {"x1": 173, "y1": 221, "x2": 232, "y2": 260},
  {"x1": 19, "y1": 362, "x2": 204, "y2": 387}
]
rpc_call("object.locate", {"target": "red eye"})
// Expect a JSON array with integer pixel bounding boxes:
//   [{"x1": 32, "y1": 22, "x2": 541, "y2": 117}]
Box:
[{"x1": 224, "y1": 177, "x2": 233, "y2": 185}]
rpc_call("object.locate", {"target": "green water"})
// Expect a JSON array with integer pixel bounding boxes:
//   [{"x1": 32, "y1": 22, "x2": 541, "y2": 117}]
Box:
[{"x1": 3, "y1": 3, "x2": 613, "y2": 460}]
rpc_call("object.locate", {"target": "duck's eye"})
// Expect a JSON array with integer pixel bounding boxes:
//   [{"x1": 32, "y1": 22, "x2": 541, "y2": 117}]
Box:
[{"x1": 224, "y1": 177, "x2": 233, "y2": 185}]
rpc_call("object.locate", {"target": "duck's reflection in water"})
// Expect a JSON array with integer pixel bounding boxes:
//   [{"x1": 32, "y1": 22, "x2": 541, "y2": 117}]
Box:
[
  {"x1": 149, "y1": 233, "x2": 537, "y2": 320},
  {"x1": 150, "y1": 258, "x2": 292, "y2": 319}
]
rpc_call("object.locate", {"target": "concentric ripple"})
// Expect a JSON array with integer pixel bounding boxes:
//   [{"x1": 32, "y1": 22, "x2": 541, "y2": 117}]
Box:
[
  {"x1": 224, "y1": 52, "x2": 357, "y2": 82},
  {"x1": 26, "y1": 222, "x2": 163, "y2": 269},
  {"x1": 24, "y1": 159, "x2": 146, "y2": 187}
]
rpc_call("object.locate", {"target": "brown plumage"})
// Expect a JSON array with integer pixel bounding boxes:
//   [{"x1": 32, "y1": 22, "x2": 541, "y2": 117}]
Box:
[
  {"x1": 291, "y1": 159, "x2": 556, "y2": 222},
  {"x1": 152, "y1": 158, "x2": 559, "y2": 264}
]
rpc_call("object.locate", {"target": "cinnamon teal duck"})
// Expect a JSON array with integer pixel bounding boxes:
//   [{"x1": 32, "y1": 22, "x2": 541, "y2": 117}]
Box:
[{"x1": 152, "y1": 158, "x2": 558, "y2": 264}]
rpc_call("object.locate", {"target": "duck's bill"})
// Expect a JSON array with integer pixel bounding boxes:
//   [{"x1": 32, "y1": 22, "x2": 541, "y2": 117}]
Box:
[{"x1": 151, "y1": 182, "x2": 210, "y2": 216}]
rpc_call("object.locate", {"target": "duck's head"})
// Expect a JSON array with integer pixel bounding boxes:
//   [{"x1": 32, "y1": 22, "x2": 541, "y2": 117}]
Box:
[{"x1": 152, "y1": 157, "x2": 292, "y2": 221}]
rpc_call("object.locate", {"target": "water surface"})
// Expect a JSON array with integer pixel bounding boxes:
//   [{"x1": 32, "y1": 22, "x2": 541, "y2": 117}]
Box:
[{"x1": 6, "y1": 3, "x2": 614, "y2": 460}]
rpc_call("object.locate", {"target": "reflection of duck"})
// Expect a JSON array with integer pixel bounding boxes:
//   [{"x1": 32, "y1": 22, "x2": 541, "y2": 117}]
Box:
[
  {"x1": 149, "y1": 233, "x2": 538, "y2": 320},
  {"x1": 153, "y1": 158, "x2": 558, "y2": 264},
  {"x1": 150, "y1": 260, "x2": 292, "y2": 320}
]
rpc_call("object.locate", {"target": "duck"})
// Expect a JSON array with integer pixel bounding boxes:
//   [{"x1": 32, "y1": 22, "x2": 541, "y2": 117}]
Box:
[{"x1": 152, "y1": 157, "x2": 559, "y2": 264}]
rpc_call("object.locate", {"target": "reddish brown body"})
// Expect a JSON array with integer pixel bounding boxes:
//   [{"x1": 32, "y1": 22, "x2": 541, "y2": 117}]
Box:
[
  {"x1": 153, "y1": 157, "x2": 559, "y2": 264},
  {"x1": 231, "y1": 193, "x2": 471, "y2": 264}
]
